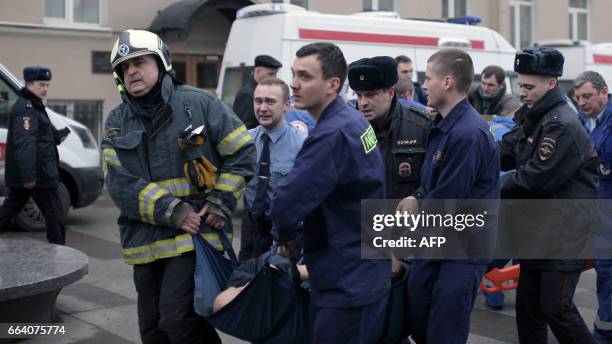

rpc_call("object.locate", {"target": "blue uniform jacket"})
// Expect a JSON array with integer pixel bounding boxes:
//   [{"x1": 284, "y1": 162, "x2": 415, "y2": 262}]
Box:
[
  {"x1": 271, "y1": 96, "x2": 391, "y2": 308},
  {"x1": 420, "y1": 99, "x2": 500, "y2": 260},
  {"x1": 421, "y1": 98, "x2": 500, "y2": 200},
  {"x1": 580, "y1": 95, "x2": 612, "y2": 199}
]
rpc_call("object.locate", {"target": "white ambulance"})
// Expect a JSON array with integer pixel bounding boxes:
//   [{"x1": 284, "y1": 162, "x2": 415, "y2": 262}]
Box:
[
  {"x1": 535, "y1": 40, "x2": 612, "y2": 92},
  {"x1": 217, "y1": 3, "x2": 518, "y2": 107}
]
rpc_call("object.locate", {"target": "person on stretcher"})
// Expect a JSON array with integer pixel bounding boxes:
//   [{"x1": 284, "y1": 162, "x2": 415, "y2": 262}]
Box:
[{"x1": 213, "y1": 254, "x2": 309, "y2": 313}]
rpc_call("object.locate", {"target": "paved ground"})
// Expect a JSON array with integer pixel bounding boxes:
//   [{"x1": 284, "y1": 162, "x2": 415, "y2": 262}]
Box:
[{"x1": 0, "y1": 191, "x2": 601, "y2": 343}]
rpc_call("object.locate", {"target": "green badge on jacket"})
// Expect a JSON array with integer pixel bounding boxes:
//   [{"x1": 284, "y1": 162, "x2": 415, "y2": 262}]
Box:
[{"x1": 361, "y1": 125, "x2": 377, "y2": 154}]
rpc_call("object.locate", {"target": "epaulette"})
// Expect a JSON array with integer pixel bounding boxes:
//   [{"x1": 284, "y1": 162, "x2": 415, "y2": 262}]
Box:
[
  {"x1": 409, "y1": 106, "x2": 432, "y2": 120},
  {"x1": 10, "y1": 98, "x2": 30, "y2": 116}
]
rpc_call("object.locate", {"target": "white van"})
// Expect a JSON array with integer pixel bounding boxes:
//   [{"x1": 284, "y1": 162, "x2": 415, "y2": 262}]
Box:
[
  {"x1": 217, "y1": 3, "x2": 518, "y2": 107},
  {"x1": 535, "y1": 40, "x2": 612, "y2": 92},
  {"x1": 0, "y1": 63, "x2": 103, "y2": 231}
]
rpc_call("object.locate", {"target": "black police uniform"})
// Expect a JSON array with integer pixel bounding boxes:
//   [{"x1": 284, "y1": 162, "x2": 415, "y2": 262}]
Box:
[
  {"x1": 0, "y1": 67, "x2": 67, "y2": 245},
  {"x1": 348, "y1": 56, "x2": 431, "y2": 199},
  {"x1": 499, "y1": 48, "x2": 598, "y2": 343},
  {"x1": 376, "y1": 98, "x2": 431, "y2": 198}
]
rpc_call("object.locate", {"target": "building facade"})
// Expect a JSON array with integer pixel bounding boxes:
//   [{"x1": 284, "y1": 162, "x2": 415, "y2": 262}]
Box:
[{"x1": 0, "y1": 0, "x2": 610, "y2": 141}]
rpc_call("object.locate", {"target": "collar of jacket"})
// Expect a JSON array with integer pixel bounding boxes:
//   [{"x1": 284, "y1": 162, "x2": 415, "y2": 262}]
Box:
[
  {"x1": 318, "y1": 95, "x2": 346, "y2": 123},
  {"x1": 433, "y1": 97, "x2": 471, "y2": 134},
  {"x1": 18, "y1": 87, "x2": 45, "y2": 111},
  {"x1": 595, "y1": 94, "x2": 612, "y2": 128},
  {"x1": 123, "y1": 73, "x2": 175, "y2": 119},
  {"x1": 478, "y1": 85, "x2": 506, "y2": 106},
  {"x1": 515, "y1": 86, "x2": 566, "y2": 132}
]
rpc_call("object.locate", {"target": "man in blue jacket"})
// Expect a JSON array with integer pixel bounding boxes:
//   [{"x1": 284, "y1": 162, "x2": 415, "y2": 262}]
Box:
[
  {"x1": 271, "y1": 42, "x2": 390, "y2": 343},
  {"x1": 574, "y1": 70, "x2": 612, "y2": 343},
  {"x1": 398, "y1": 48, "x2": 500, "y2": 343}
]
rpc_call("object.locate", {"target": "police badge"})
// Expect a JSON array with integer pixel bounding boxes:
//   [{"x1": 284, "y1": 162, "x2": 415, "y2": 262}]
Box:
[
  {"x1": 433, "y1": 150, "x2": 443, "y2": 161},
  {"x1": 398, "y1": 162, "x2": 412, "y2": 178},
  {"x1": 23, "y1": 117, "x2": 31, "y2": 130}
]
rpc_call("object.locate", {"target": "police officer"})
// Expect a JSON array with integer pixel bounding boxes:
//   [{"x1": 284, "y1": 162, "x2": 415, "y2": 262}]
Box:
[
  {"x1": 234, "y1": 54, "x2": 281, "y2": 261},
  {"x1": 399, "y1": 49, "x2": 500, "y2": 344},
  {"x1": 103, "y1": 30, "x2": 254, "y2": 343},
  {"x1": 574, "y1": 70, "x2": 612, "y2": 342},
  {"x1": 271, "y1": 42, "x2": 390, "y2": 343},
  {"x1": 0, "y1": 67, "x2": 68, "y2": 245},
  {"x1": 245, "y1": 77, "x2": 306, "y2": 256},
  {"x1": 233, "y1": 55, "x2": 282, "y2": 129},
  {"x1": 348, "y1": 56, "x2": 431, "y2": 200},
  {"x1": 499, "y1": 47, "x2": 598, "y2": 343}
]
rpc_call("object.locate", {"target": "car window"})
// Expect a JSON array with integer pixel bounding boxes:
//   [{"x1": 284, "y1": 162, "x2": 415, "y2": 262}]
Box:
[
  {"x1": 0, "y1": 75, "x2": 18, "y2": 129},
  {"x1": 221, "y1": 66, "x2": 254, "y2": 109}
]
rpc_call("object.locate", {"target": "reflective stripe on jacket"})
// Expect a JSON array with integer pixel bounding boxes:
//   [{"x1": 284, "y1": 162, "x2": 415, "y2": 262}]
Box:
[{"x1": 103, "y1": 74, "x2": 255, "y2": 264}]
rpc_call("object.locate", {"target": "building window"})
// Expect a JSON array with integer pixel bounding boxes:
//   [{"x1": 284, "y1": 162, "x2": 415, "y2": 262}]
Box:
[
  {"x1": 569, "y1": 0, "x2": 588, "y2": 41},
  {"x1": 510, "y1": 0, "x2": 532, "y2": 49},
  {"x1": 442, "y1": 0, "x2": 467, "y2": 17},
  {"x1": 363, "y1": 0, "x2": 395, "y2": 11},
  {"x1": 44, "y1": 0, "x2": 100, "y2": 25}
]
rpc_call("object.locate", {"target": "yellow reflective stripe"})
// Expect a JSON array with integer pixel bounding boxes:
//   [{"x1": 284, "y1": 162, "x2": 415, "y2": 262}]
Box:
[
  {"x1": 214, "y1": 173, "x2": 246, "y2": 195},
  {"x1": 157, "y1": 178, "x2": 198, "y2": 197},
  {"x1": 200, "y1": 232, "x2": 234, "y2": 252},
  {"x1": 113, "y1": 72, "x2": 126, "y2": 92},
  {"x1": 217, "y1": 126, "x2": 251, "y2": 156},
  {"x1": 138, "y1": 183, "x2": 170, "y2": 224},
  {"x1": 122, "y1": 232, "x2": 235, "y2": 264},
  {"x1": 122, "y1": 234, "x2": 194, "y2": 264},
  {"x1": 103, "y1": 148, "x2": 121, "y2": 167}
]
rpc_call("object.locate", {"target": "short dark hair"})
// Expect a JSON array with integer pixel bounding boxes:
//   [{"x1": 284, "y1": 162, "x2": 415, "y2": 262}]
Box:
[
  {"x1": 395, "y1": 55, "x2": 412, "y2": 64},
  {"x1": 296, "y1": 43, "x2": 347, "y2": 94},
  {"x1": 256, "y1": 77, "x2": 290, "y2": 102},
  {"x1": 427, "y1": 48, "x2": 474, "y2": 94},
  {"x1": 482, "y1": 65, "x2": 506, "y2": 85}
]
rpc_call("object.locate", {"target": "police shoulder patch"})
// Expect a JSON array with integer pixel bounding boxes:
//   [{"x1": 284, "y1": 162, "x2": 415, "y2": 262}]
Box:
[
  {"x1": 105, "y1": 127, "x2": 121, "y2": 139},
  {"x1": 22, "y1": 116, "x2": 31, "y2": 130},
  {"x1": 538, "y1": 136, "x2": 556, "y2": 161},
  {"x1": 361, "y1": 125, "x2": 377, "y2": 154}
]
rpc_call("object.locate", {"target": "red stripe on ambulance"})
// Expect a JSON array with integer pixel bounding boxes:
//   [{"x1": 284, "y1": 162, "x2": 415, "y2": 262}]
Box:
[
  {"x1": 298, "y1": 28, "x2": 485, "y2": 50},
  {"x1": 593, "y1": 54, "x2": 612, "y2": 64}
]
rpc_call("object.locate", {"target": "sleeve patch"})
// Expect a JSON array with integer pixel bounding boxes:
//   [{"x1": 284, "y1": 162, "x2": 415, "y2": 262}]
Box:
[
  {"x1": 538, "y1": 137, "x2": 556, "y2": 161},
  {"x1": 360, "y1": 125, "x2": 377, "y2": 154}
]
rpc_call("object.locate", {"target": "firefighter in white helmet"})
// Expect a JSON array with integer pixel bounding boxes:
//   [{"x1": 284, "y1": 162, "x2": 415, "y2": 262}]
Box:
[{"x1": 103, "y1": 29, "x2": 255, "y2": 343}]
